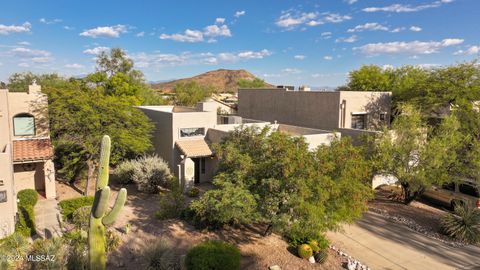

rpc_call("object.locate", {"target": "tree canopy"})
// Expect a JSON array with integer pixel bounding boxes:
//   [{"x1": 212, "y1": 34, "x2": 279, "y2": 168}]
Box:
[
  {"x1": 237, "y1": 78, "x2": 268, "y2": 88},
  {"x1": 189, "y1": 126, "x2": 373, "y2": 241},
  {"x1": 173, "y1": 81, "x2": 213, "y2": 106}
]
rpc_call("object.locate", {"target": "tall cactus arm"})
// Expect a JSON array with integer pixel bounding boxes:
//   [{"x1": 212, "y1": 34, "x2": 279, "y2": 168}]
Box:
[
  {"x1": 92, "y1": 187, "x2": 111, "y2": 218},
  {"x1": 102, "y1": 188, "x2": 127, "y2": 226},
  {"x1": 89, "y1": 217, "x2": 106, "y2": 270},
  {"x1": 97, "y1": 135, "x2": 111, "y2": 190}
]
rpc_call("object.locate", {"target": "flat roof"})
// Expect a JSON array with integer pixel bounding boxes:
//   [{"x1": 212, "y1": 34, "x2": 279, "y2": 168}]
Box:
[{"x1": 137, "y1": 105, "x2": 203, "y2": 113}]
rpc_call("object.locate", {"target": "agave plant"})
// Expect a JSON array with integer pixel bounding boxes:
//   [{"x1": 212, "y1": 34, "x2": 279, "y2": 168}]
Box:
[{"x1": 441, "y1": 204, "x2": 480, "y2": 244}]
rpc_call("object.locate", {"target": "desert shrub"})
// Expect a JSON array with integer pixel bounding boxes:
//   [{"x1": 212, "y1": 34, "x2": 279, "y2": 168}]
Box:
[
  {"x1": 143, "y1": 238, "x2": 180, "y2": 270},
  {"x1": 72, "y1": 206, "x2": 91, "y2": 230},
  {"x1": 63, "y1": 230, "x2": 88, "y2": 270},
  {"x1": 185, "y1": 240, "x2": 240, "y2": 270},
  {"x1": 297, "y1": 244, "x2": 313, "y2": 259},
  {"x1": 314, "y1": 249, "x2": 329, "y2": 264},
  {"x1": 116, "y1": 155, "x2": 172, "y2": 193},
  {"x1": 441, "y1": 204, "x2": 480, "y2": 244},
  {"x1": 0, "y1": 233, "x2": 29, "y2": 269},
  {"x1": 18, "y1": 189, "x2": 38, "y2": 207},
  {"x1": 156, "y1": 180, "x2": 185, "y2": 220},
  {"x1": 106, "y1": 229, "x2": 122, "y2": 252},
  {"x1": 114, "y1": 159, "x2": 137, "y2": 184},
  {"x1": 54, "y1": 140, "x2": 88, "y2": 184},
  {"x1": 29, "y1": 237, "x2": 68, "y2": 269},
  {"x1": 16, "y1": 204, "x2": 36, "y2": 237},
  {"x1": 308, "y1": 240, "x2": 320, "y2": 253},
  {"x1": 59, "y1": 196, "x2": 94, "y2": 221},
  {"x1": 187, "y1": 187, "x2": 200, "y2": 198}
]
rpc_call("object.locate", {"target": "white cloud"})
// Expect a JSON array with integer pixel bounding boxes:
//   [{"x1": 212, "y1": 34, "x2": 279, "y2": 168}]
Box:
[
  {"x1": 65, "y1": 63, "x2": 85, "y2": 69},
  {"x1": 294, "y1": 55, "x2": 306, "y2": 60},
  {"x1": 348, "y1": 22, "x2": 389, "y2": 32},
  {"x1": 336, "y1": 35, "x2": 358, "y2": 43},
  {"x1": 80, "y1": 25, "x2": 127, "y2": 38},
  {"x1": 363, "y1": 1, "x2": 454, "y2": 13},
  {"x1": 18, "y1": 62, "x2": 30, "y2": 67},
  {"x1": 345, "y1": 0, "x2": 358, "y2": 4},
  {"x1": 390, "y1": 27, "x2": 405, "y2": 33},
  {"x1": 355, "y1": 38, "x2": 464, "y2": 55},
  {"x1": 324, "y1": 55, "x2": 333, "y2": 60},
  {"x1": 410, "y1": 26, "x2": 422, "y2": 32},
  {"x1": 136, "y1": 31, "x2": 145, "y2": 37},
  {"x1": 215, "y1": 18, "x2": 226, "y2": 24},
  {"x1": 0, "y1": 22, "x2": 31, "y2": 35},
  {"x1": 234, "y1": 11, "x2": 246, "y2": 18},
  {"x1": 321, "y1": 32, "x2": 332, "y2": 39},
  {"x1": 282, "y1": 68, "x2": 301, "y2": 74},
  {"x1": 454, "y1": 45, "x2": 480, "y2": 55},
  {"x1": 323, "y1": 13, "x2": 352, "y2": 23},
  {"x1": 276, "y1": 10, "x2": 351, "y2": 30},
  {"x1": 39, "y1": 18, "x2": 62, "y2": 24},
  {"x1": 160, "y1": 21, "x2": 231, "y2": 43},
  {"x1": 63, "y1": 26, "x2": 74, "y2": 30},
  {"x1": 237, "y1": 49, "x2": 272, "y2": 59},
  {"x1": 10, "y1": 47, "x2": 50, "y2": 57},
  {"x1": 83, "y1": 46, "x2": 110, "y2": 55},
  {"x1": 17, "y1": 41, "x2": 30, "y2": 46}
]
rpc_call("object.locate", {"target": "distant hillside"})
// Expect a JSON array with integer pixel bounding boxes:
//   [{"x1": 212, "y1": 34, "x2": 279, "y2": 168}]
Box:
[{"x1": 151, "y1": 69, "x2": 273, "y2": 93}]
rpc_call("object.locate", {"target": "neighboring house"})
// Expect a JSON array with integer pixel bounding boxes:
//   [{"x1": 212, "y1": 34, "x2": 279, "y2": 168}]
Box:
[
  {"x1": 0, "y1": 83, "x2": 56, "y2": 238},
  {"x1": 238, "y1": 88, "x2": 392, "y2": 142},
  {"x1": 138, "y1": 101, "x2": 339, "y2": 189}
]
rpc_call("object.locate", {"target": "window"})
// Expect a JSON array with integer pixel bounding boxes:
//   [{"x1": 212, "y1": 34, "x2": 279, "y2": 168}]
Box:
[
  {"x1": 0, "y1": 191, "x2": 6, "y2": 203},
  {"x1": 442, "y1": 182, "x2": 455, "y2": 191},
  {"x1": 13, "y1": 113, "x2": 35, "y2": 136},
  {"x1": 380, "y1": 113, "x2": 387, "y2": 121},
  {"x1": 351, "y1": 114, "x2": 367, "y2": 130},
  {"x1": 459, "y1": 183, "x2": 480, "y2": 198},
  {"x1": 201, "y1": 157, "x2": 206, "y2": 174},
  {"x1": 180, "y1": 127, "x2": 205, "y2": 137}
]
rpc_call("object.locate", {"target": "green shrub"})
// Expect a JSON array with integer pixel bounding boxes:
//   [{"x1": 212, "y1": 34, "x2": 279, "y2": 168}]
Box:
[
  {"x1": 314, "y1": 249, "x2": 328, "y2": 264},
  {"x1": 63, "y1": 230, "x2": 88, "y2": 270},
  {"x1": 308, "y1": 240, "x2": 320, "y2": 253},
  {"x1": 29, "y1": 237, "x2": 68, "y2": 269},
  {"x1": 0, "y1": 232, "x2": 29, "y2": 269},
  {"x1": 185, "y1": 240, "x2": 240, "y2": 270},
  {"x1": 17, "y1": 189, "x2": 38, "y2": 207},
  {"x1": 115, "y1": 155, "x2": 172, "y2": 193},
  {"x1": 156, "y1": 180, "x2": 185, "y2": 220},
  {"x1": 58, "y1": 196, "x2": 94, "y2": 221},
  {"x1": 297, "y1": 244, "x2": 313, "y2": 259},
  {"x1": 187, "y1": 187, "x2": 200, "y2": 198},
  {"x1": 106, "y1": 229, "x2": 122, "y2": 252},
  {"x1": 441, "y1": 204, "x2": 480, "y2": 244},
  {"x1": 143, "y1": 238, "x2": 180, "y2": 270},
  {"x1": 72, "y1": 206, "x2": 91, "y2": 230},
  {"x1": 16, "y1": 204, "x2": 36, "y2": 237}
]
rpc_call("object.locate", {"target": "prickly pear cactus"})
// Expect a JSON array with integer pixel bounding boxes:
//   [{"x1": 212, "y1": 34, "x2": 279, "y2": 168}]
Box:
[{"x1": 89, "y1": 135, "x2": 127, "y2": 270}]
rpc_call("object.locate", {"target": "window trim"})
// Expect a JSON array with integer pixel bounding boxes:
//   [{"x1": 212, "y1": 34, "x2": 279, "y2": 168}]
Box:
[
  {"x1": 0, "y1": 190, "x2": 7, "y2": 203},
  {"x1": 351, "y1": 113, "x2": 367, "y2": 130},
  {"x1": 13, "y1": 113, "x2": 36, "y2": 136}
]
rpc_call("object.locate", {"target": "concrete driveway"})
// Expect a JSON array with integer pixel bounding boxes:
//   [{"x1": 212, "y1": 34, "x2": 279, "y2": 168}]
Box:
[{"x1": 327, "y1": 211, "x2": 480, "y2": 270}]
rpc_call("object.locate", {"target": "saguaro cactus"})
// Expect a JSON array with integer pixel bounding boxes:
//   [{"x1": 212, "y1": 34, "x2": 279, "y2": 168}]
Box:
[{"x1": 89, "y1": 135, "x2": 127, "y2": 270}]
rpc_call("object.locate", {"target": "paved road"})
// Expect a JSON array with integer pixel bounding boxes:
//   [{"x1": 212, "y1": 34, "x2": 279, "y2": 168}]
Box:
[{"x1": 327, "y1": 211, "x2": 480, "y2": 270}]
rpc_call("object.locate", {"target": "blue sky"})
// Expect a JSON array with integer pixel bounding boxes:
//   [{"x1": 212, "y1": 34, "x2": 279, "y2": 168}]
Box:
[{"x1": 0, "y1": 0, "x2": 479, "y2": 87}]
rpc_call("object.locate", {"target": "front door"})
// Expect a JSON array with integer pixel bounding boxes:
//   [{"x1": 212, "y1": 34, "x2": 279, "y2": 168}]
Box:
[{"x1": 194, "y1": 158, "x2": 200, "y2": 184}]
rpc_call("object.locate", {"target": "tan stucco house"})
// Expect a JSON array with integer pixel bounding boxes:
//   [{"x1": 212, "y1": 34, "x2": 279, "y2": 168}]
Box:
[
  {"x1": 138, "y1": 101, "x2": 339, "y2": 190},
  {"x1": 0, "y1": 83, "x2": 56, "y2": 238}
]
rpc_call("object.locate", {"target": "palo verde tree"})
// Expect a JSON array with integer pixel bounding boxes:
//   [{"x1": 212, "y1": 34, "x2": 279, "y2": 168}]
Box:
[
  {"x1": 372, "y1": 104, "x2": 472, "y2": 204},
  {"x1": 173, "y1": 81, "x2": 213, "y2": 106},
  {"x1": 190, "y1": 126, "x2": 373, "y2": 241}
]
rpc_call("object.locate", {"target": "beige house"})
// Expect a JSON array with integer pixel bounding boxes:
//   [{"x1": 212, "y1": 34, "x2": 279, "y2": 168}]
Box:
[
  {"x1": 238, "y1": 88, "x2": 392, "y2": 142},
  {"x1": 0, "y1": 83, "x2": 56, "y2": 238},
  {"x1": 138, "y1": 102, "x2": 338, "y2": 189}
]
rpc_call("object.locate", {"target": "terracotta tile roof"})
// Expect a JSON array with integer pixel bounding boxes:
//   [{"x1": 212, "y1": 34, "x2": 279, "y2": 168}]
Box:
[
  {"x1": 13, "y1": 138, "x2": 53, "y2": 163},
  {"x1": 175, "y1": 139, "x2": 213, "y2": 158}
]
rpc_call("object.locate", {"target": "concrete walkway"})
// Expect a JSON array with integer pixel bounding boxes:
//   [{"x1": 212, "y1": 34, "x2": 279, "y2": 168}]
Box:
[
  {"x1": 327, "y1": 211, "x2": 480, "y2": 270},
  {"x1": 34, "y1": 199, "x2": 63, "y2": 239}
]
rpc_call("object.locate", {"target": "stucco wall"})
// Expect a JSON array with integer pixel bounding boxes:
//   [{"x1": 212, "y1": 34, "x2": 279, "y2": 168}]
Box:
[
  {"x1": 339, "y1": 91, "x2": 391, "y2": 130},
  {"x1": 0, "y1": 145, "x2": 16, "y2": 238},
  {"x1": 238, "y1": 89, "x2": 341, "y2": 130}
]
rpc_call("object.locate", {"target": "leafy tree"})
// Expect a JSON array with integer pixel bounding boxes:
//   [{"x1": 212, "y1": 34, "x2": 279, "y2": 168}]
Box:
[
  {"x1": 372, "y1": 104, "x2": 473, "y2": 204},
  {"x1": 190, "y1": 126, "x2": 373, "y2": 240},
  {"x1": 347, "y1": 65, "x2": 393, "y2": 92},
  {"x1": 174, "y1": 81, "x2": 213, "y2": 106},
  {"x1": 237, "y1": 78, "x2": 268, "y2": 88}
]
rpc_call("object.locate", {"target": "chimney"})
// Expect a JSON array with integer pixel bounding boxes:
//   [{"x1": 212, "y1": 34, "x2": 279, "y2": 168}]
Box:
[{"x1": 28, "y1": 80, "x2": 41, "y2": 95}]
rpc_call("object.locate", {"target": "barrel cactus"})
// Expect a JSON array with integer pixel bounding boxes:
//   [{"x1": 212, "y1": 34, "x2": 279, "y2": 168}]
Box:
[
  {"x1": 308, "y1": 240, "x2": 320, "y2": 253},
  {"x1": 297, "y1": 244, "x2": 313, "y2": 259},
  {"x1": 89, "y1": 135, "x2": 127, "y2": 270},
  {"x1": 314, "y1": 249, "x2": 328, "y2": 264}
]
